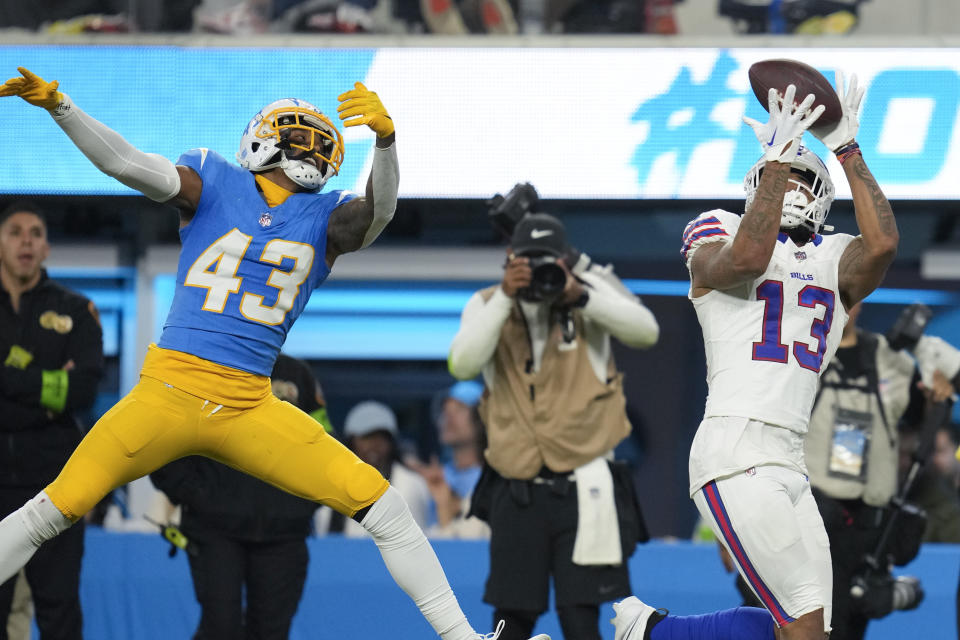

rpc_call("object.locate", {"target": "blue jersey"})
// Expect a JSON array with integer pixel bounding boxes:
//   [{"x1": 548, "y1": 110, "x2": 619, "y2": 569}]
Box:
[{"x1": 158, "y1": 149, "x2": 353, "y2": 375}]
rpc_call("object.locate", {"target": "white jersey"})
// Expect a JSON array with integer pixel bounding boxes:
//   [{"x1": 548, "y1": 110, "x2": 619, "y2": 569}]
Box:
[{"x1": 683, "y1": 209, "x2": 855, "y2": 433}]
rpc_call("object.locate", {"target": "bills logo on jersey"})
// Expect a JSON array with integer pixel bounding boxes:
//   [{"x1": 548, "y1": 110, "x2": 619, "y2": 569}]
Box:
[{"x1": 258, "y1": 212, "x2": 273, "y2": 228}]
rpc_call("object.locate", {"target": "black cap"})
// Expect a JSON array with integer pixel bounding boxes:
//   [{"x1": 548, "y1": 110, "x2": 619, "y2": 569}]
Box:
[{"x1": 510, "y1": 213, "x2": 567, "y2": 257}]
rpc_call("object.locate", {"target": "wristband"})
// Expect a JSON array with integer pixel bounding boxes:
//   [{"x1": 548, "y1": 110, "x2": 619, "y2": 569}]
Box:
[
  {"x1": 40, "y1": 369, "x2": 69, "y2": 413},
  {"x1": 50, "y1": 92, "x2": 73, "y2": 120},
  {"x1": 835, "y1": 141, "x2": 862, "y2": 165}
]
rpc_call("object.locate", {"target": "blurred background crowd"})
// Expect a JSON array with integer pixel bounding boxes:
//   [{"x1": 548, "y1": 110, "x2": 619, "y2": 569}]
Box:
[{"x1": 0, "y1": 0, "x2": 952, "y2": 36}]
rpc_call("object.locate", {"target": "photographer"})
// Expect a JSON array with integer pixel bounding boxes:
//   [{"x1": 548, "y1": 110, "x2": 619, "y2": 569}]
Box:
[
  {"x1": 448, "y1": 210, "x2": 658, "y2": 640},
  {"x1": 803, "y1": 302, "x2": 960, "y2": 640}
]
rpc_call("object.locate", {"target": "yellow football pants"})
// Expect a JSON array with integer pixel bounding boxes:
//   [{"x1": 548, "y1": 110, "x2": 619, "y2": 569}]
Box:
[{"x1": 45, "y1": 375, "x2": 388, "y2": 521}]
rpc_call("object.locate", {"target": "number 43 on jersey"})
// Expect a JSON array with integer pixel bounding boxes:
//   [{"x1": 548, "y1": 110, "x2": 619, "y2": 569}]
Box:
[{"x1": 184, "y1": 228, "x2": 315, "y2": 326}]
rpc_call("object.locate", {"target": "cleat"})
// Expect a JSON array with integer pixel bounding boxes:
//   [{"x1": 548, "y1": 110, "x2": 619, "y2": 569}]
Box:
[{"x1": 611, "y1": 596, "x2": 666, "y2": 640}]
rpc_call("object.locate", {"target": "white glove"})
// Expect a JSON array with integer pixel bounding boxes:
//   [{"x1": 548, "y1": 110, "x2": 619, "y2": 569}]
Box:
[
  {"x1": 743, "y1": 84, "x2": 824, "y2": 163},
  {"x1": 809, "y1": 71, "x2": 865, "y2": 152},
  {"x1": 914, "y1": 335, "x2": 960, "y2": 389}
]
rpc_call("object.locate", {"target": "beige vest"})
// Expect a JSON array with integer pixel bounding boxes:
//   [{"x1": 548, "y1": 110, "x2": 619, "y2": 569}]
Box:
[
  {"x1": 477, "y1": 287, "x2": 631, "y2": 479},
  {"x1": 804, "y1": 332, "x2": 915, "y2": 506}
]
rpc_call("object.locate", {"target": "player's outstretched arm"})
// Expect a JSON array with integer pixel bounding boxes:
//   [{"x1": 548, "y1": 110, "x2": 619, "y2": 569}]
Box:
[
  {"x1": 835, "y1": 153, "x2": 898, "y2": 308},
  {"x1": 325, "y1": 82, "x2": 398, "y2": 266},
  {"x1": 809, "y1": 72, "x2": 898, "y2": 308},
  {"x1": 0, "y1": 67, "x2": 194, "y2": 208},
  {"x1": 691, "y1": 86, "x2": 823, "y2": 294}
]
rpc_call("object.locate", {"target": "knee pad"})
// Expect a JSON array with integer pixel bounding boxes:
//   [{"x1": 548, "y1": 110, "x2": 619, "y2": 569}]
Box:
[
  {"x1": 21, "y1": 491, "x2": 73, "y2": 545},
  {"x1": 345, "y1": 460, "x2": 389, "y2": 506}
]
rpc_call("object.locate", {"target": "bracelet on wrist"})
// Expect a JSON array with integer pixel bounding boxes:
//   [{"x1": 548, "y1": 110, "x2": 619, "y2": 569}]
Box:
[{"x1": 835, "y1": 141, "x2": 862, "y2": 165}]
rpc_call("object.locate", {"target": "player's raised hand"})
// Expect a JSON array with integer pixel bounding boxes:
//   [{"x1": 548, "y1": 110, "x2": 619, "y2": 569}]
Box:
[
  {"x1": 337, "y1": 82, "x2": 394, "y2": 138},
  {"x1": 810, "y1": 71, "x2": 864, "y2": 152},
  {"x1": 743, "y1": 84, "x2": 824, "y2": 163},
  {"x1": 0, "y1": 67, "x2": 64, "y2": 110}
]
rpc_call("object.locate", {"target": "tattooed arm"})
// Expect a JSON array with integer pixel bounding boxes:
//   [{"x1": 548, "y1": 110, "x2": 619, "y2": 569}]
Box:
[
  {"x1": 690, "y1": 161, "x2": 791, "y2": 296},
  {"x1": 325, "y1": 132, "x2": 397, "y2": 267},
  {"x1": 837, "y1": 153, "x2": 899, "y2": 309}
]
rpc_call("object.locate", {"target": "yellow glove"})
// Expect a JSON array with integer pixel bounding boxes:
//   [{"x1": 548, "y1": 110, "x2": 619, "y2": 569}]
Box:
[
  {"x1": 337, "y1": 82, "x2": 394, "y2": 138},
  {"x1": 0, "y1": 67, "x2": 64, "y2": 110}
]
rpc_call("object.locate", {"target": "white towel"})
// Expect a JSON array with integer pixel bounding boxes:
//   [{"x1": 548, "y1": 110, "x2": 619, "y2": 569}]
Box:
[{"x1": 572, "y1": 457, "x2": 622, "y2": 566}]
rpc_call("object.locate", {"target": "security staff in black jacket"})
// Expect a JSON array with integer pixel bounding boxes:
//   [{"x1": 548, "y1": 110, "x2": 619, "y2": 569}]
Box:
[
  {"x1": 150, "y1": 354, "x2": 329, "y2": 640},
  {"x1": 0, "y1": 201, "x2": 104, "y2": 640}
]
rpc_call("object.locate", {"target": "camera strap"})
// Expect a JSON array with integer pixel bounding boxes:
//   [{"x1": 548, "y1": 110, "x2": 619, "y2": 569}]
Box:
[{"x1": 813, "y1": 332, "x2": 892, "y2": 447}]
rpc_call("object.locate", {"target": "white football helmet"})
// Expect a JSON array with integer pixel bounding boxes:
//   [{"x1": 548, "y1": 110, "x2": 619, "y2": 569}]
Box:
[
  {"x1": 743, "y1": 145, "x2": 836, "y2": 233},
  {"x1": 236, "y1": 98, "x2": 344, "y2": 191}
]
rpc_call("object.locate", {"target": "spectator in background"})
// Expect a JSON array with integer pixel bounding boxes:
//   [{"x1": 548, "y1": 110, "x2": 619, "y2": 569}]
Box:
[
  {"x1": 804, "y1": 302, "x2": 958, "y2": 639},
  {"x1": 0, "y1": 0, "x2": 199, "y2": 32},
  {"x1": 196, "y1": 0, "x2": 382, "y2": 33},
  {"x1": 150, "y1": 353, "x2": 328, "y2": 640},
  {"x1": 316, "y1": 400, "x2": 432, "y2": 537},
  {"x1": 410, "y1": 380, "x2": 490, "y2": 539},
  {"x1": 718, "y1": 0, "x2": 864, "y2": 34},
  {"x1": 543, "y1": 0, "x2": 678, "y2": 34},
  {"x1": 449, "y1": 213, "x2": 658, "y2": 640},
  {"x1": 416, "y1": 0, "x2": 518, "y2": 34},
  {"x1": 899, "y1": 422, "x2": 960, "y2": 544},
  {"x1": 932, "y1": 425, "x2": 960, "y2": 492},
  {"x1": 0, "y1": 201, "x2": 104, "y2": 640}
]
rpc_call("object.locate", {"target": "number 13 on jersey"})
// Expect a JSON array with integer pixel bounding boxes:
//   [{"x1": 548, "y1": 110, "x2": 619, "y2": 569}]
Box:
[
  {"x1": 184, "y1": 228, "x2": 315, "y2": 326},
  {"x1": 752, "y1": 279, "x2": 836, "y2": 373}
]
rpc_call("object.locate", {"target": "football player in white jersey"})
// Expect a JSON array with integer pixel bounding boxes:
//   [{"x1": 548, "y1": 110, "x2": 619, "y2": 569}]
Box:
[{"x1": 611, "y1": 76, "x2": 898, "y2": 640}]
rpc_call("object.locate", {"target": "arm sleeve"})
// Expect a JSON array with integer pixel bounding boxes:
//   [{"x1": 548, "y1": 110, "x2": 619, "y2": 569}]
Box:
[
  {"x1": 448, "y1": 289, "x2": 513, "y2": 380},
  {"x1": 50, "y1": 93, "x2": 181, "y2": 202},
  {"x1": 579, "y1": 269, "x2": 659, "y2": 349},
  {"x1": 361, "y1": 141, "x2": 399, "y2": 248}
]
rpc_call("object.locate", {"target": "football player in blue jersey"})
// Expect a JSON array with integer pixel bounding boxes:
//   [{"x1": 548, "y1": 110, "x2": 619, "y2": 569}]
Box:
[{"x1": 0, "y1": 67, "x2": 549, "y2": 640}]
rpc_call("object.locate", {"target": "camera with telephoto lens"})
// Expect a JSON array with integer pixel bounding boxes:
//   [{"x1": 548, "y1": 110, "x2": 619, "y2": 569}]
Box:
[
  {"x1": 520, "y1": 256, "x2": 567, "y2": 302},
  {"x1": 850, "y1": 570, "x2": 924, "y2": 619},
  {"x1": 487, "y1": 182, "x2": 541, "y2": 239},
  {"x1": 886, "y1": 303, "x2": 932, "y2": 352},
  {"x1": 488, "y1": 183, "x2": 572, "y2": 303}
]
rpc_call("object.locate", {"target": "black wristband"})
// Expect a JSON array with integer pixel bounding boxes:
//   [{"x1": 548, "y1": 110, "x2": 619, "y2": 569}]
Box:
[{"x1": 572, "y1": 290, "x2": 590, "y2": 309}]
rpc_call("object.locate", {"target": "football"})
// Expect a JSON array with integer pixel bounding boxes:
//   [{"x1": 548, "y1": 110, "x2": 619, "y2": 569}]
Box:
[{"x1": 748, "y1": 59, "x2": 842, "y2": 127}]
